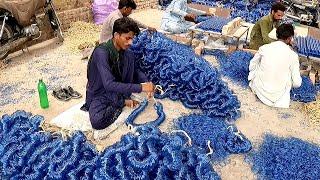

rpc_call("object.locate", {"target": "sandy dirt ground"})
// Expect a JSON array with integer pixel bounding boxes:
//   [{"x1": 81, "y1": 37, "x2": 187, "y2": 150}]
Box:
[{"x1": 0, "y1": 9, "x2": 319, "y2": 179}]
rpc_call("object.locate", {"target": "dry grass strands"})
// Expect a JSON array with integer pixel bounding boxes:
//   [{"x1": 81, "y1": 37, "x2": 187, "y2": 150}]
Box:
[
  {"x1": 64, "y1": 21, "x2": 101, "y2": 53},
  {"x1": 305, "y1": 97, "x2": 320, "y2": 127}
]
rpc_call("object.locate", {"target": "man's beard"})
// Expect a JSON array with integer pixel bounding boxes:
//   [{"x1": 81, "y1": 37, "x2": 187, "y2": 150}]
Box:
[{"x1": 274, "y1": 18, "x2": 280, "y2": 22}]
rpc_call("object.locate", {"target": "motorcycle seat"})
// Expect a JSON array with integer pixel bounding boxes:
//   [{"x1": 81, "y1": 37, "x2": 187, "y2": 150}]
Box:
[
  {"x1": 291, "y1": 0, "x2": 318, "y2": 7},
  {"x1": 0, "y1": 0, "x2": 46, "y2": 26}
]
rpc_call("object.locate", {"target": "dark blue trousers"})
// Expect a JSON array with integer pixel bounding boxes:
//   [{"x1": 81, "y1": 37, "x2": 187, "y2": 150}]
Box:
[{"x1": 88, "y1": 94, "x2": 124, "y2": 130}]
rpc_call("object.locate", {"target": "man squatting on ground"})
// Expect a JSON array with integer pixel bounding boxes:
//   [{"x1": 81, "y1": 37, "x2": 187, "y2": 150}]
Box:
[
  {"x1": 83, "y1": 17, "x2": 155, "y2": 130},
  {"x1": 248, "y1": 23, "x2": 302, "y2": 108}
]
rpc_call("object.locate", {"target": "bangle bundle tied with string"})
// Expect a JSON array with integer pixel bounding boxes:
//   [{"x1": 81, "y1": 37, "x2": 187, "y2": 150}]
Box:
[
  {"x1": 1, "y1": 111, "x2": 220, "y2": 179},
  {"x1": 125, "y1": 99, "x2": 166, "y2": 128},
  {"x1": 175, "y1": 114, "x2": 252, "y2": 162},
  {"x1": 131, "y1": 31, "x2": 241, "y2": 121},
  {"x1": 0, "y1": 111, "x2": 99, "y2": 179},
  {"x1": 96, "y1": 125, "x2": 220, "y2": 179}
]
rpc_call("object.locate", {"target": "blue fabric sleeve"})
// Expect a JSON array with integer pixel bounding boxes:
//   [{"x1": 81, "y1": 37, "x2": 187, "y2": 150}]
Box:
[{"x1": 93, "y1": 48, "x2": 143, "y2": 93}]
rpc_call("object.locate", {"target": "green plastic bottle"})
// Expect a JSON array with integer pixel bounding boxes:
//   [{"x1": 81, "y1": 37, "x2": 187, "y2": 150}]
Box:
[{"x1": 38, "y1": 79, "x2": 49, "y2": 109}]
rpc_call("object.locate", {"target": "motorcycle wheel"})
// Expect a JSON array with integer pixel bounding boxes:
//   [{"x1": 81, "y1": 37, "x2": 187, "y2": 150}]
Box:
[
  {"x1": 286, "y1": 6, "x2": 296, "y2": 17},
  {"x1": 0, "y1": 21, "x2": 13, "y2": 60},
  {"x1": 47, "y1": 2, "x2": 64, "y2": 42}
]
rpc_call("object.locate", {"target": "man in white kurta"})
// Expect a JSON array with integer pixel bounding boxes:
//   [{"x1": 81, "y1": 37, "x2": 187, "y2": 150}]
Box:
[{"x1": 248, "y1": 24, "x2": 302, "y2": 108}]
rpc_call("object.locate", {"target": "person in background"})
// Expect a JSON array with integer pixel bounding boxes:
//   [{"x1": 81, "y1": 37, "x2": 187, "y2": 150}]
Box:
[
  {"x1": 82, "y1": 17, "x2": 155, "y2": 130},
  {"x1": 100, "y1": 0, "x2": 156, "y2": 43},
  {"x1": 249, "y1": 2, "x2": 286, "y2": 50},
  {"x1": 160, "y1": 0, "x2": 208, "y2": 33},
  {"x1": 248, "y1": 23, "x2": 302, "y2": 108}
]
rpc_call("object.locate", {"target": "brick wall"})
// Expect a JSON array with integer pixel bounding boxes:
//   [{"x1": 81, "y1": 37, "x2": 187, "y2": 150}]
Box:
[
  {"x1": 19, "y1": 0, "x2": 158, "y2": 49},
  {"x1": 39, "y1": 0, "x2": 158, "y2": 38},
  {"x1": 57, "y1": 7, "x2": 93, "y2": 30},
  {"x1": 53, "y1": 0, "x2": 93, "y2": 31},
  {"x1": 54, "y1": 0, "x2": 159, "y2": 31}
]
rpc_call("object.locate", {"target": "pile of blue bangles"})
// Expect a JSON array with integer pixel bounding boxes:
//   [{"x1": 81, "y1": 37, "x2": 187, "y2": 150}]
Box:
[
  {"x1": 197, "y1": 16, "x2": 232, "y2": 32},
  {"x1": 130, "y1": 31, "x2": 241, "y2": 121},
  {"x1": 191, "y1": 0, "x2": 274, "y2": 23},
  {"x1": 295, "y1": 36, "x2": 320, "y2": 58},
  {"x1": 0, "y1": 111, "x2": 221, "y2": 179}
]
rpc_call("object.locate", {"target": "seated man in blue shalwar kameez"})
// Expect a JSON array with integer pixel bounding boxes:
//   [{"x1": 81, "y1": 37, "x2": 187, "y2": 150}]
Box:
[
  {"x1": 160, "y1": 0, "x2": 207, "y2": 33},
  {"x1": 82, "y1": 17, "x2": 155, "y2": 130}
]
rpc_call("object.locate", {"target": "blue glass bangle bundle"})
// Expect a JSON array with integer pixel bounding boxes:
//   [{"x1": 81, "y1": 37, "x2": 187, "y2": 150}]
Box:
[
  {"x1": 196, "y1": 16, "x2": 232, "y2": 33},
  {"x1": 96, "y1": 125, "x2": 220, "y2": 179},
  {"x1": 0, "y1": 111, "x2": 221, "y2": 179},
  {"x1": 0, "y1": 111, "x2": 100, "y2": 179},
  {"x1": 191, "y1": 0, "x2": 274, "y2": 23},
  {"x1": 290, "y1": 75, "x2": 317, "y2": 103},
  {"x1": 246, "y1": 134, "x2": 320, "y2": 180},
  {"x1": 175, "y1": 114, "x2": 252, "y2": 161},
  {"x1": 130, "y1": 31, "x2": 241, "y2": 121},
  {"x1": 204, "y1": 49, "x2": 253, "y2": 87},
  {"x1": 125, "y1": 100, "x2": 166, "y2": 128},
  {"x1": 295, "y1": 36, "x2": 320, "y2": 58},
  {"x1": 159, "y1": 0, "x2": 273, "y2": 23}
]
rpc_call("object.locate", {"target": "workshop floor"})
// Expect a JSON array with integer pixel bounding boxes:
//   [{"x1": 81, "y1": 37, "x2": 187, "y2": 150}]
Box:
[{"x1": 0, "y1": 8, "x2": 319, "y2": 180}]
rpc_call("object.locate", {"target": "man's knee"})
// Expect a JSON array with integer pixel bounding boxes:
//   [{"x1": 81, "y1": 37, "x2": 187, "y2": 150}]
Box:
[{"x1": 89, "y1": 102, "x2": 122, "y2": 130}]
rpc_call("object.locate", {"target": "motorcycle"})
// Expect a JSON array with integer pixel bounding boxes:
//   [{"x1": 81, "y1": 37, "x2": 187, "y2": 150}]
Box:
[
  {"x1": 0, "y1": 0, "x2": 63, "y2": 60},
  {"x1": 283, "y1": 0, "x2": 320, "y2": 28}
]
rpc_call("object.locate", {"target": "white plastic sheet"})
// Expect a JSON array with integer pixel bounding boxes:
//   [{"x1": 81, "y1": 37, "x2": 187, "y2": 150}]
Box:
[{"x1": 50, "y1": 101, "x2": 135, "y2": 140}]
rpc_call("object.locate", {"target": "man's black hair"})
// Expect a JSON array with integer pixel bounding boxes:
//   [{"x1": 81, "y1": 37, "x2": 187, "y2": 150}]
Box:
[
  {"x1": 118, "y1": 0, "x2": 137, "y2": 9},
  {"x1": 112, "y1": 17, "x2": 140, "y2": 36},
  {"x1": 276, "y1": 23, "x2": 294, "y2": 40},
  {"x1": 271, "y1": 2, "x2": 286, "y2": 13}
]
